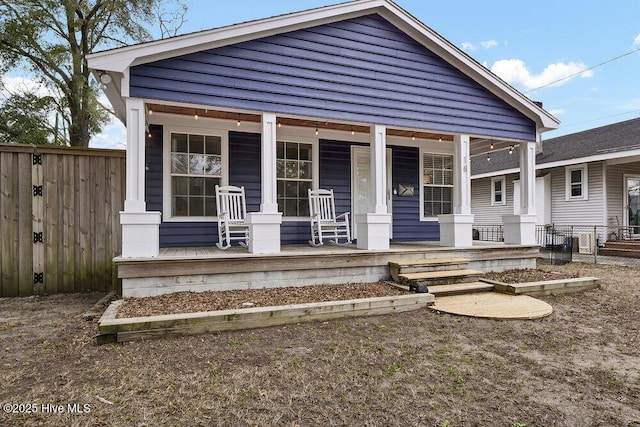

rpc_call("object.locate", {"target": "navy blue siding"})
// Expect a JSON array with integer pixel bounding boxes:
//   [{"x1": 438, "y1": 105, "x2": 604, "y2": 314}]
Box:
[
  {"x1": 147, "y1": 128, "x2": 439, "y2": 246},
  {"x1": 390, "y1": 146, "x2": 439, "y2": 241},
  {"x1": 131, "y1": 15, "x2": 536, "y2": 141}
]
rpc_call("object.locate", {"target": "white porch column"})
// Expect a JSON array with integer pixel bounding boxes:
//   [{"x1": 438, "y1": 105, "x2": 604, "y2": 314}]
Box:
[
  {"x1": 120, "y1": 98, "x2": 161, "y2": 258},
  {"x1": 438, "y1": 134, "x2": 474, "y2": 247},
  {"x1": 246, "y1": 112, "x2": 282, "y2": 254},
  {"x1": 503, "y1": 140, "x2": 537, "y2": 245},
  {"x1": 356, "y1": 124, "x2": 391, "y2": 250}
]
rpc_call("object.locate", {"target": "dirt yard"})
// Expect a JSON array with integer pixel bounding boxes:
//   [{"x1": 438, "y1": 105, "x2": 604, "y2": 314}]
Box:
[{"x1": 1, "y1": 262, "x2": 639, "y2": 426}]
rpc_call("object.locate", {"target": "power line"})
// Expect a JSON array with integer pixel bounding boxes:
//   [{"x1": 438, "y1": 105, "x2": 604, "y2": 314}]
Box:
[
  {"x1": 524, "y1": 46, "x2": 640, "y2": 94},
  {"x1": 556, "y1": 108, "x2": 640, "y2": 129}
]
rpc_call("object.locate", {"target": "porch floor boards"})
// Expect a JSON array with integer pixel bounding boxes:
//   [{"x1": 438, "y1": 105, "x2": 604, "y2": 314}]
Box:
[{"x1": 155, "y1": 241, "x2": 504, "y2": 260}]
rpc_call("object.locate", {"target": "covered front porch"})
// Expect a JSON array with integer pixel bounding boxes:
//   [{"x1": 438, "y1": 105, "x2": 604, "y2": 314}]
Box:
[{"x1": 115, "y1": 240, "x2": 539, "y2": 297}]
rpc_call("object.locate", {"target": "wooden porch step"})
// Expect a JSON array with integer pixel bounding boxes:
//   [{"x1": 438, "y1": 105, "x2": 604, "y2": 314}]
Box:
[
  {"x1": 399, "y1": 269, "x2": 484, "y2": 292},
  {"x1": 597, "y1": 248, "x2": 640, "y2": 259},
  {"x1": 389, "y1": 258, "x2": 470, "y2": 281},
  {"x1": 427, "y1": 282, "x2": 494, "y2": 297}
]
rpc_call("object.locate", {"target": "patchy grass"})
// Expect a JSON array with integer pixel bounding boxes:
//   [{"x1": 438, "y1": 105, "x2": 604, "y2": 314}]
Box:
[{"x1": 0, "y1": 262, "x2": 639, "y2": 426}]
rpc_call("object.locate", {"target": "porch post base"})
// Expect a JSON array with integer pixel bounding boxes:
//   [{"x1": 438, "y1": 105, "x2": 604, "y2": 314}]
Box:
[
  {"x1": 120, "y1": 211, "x2": 162, "y2": 258},
  {"x1": 502, "y1": 214, "x2": 537, "y2": 245},
  {"x1": 355, "y1": 213, "x2": 392, "y2": 250},
  {"x1": 245, "y1": 212, "x2": 283, "y2": 254},
  {"x1": 438, "y1": 214, "x2": 474, "y2": 248}
]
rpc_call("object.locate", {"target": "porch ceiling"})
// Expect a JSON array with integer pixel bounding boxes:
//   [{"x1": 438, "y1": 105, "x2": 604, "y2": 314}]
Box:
[{"x1": 146, "y1": 103, "x2": 516, "y2": 153}]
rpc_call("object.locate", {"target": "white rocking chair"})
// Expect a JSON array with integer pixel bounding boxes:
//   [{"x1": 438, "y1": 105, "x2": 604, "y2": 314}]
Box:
[
  {"x1": 215, "y1": 185, "x2": 249, "y2": 250},
  {"x1": 308, "y1": 188, "x2": 352, "y2": 246}
]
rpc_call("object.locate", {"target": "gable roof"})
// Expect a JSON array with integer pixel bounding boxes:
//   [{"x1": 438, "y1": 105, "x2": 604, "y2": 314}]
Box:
[
  {"x1": 87, "y1": 0, "x2": 558, "y2": 132},
  {"x1": 471, "y1": 117, "x2": 640, "y2": 178}
]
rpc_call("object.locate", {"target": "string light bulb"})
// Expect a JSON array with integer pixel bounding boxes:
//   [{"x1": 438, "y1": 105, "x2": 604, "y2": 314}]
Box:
[
  {"x1": 508, "y1": 145, "x2": 514, "y2": 155},
  {"x1": 438, "y1": 135, "x2": 442, "y2": 143},
  {"x1": 237, "y1": 119, "x2": 241, "y2": 127},
  {"x1": 148, "y1": 109, "x2": 153, "y2": 115},
  {"x1": 278, "y1": 122, "x2": 282, "y2": 128},
  {"x1": 351, "y1": 126, "x2": 355, "y2": 136},
  {"x1": 194, "y1": 112, "x2": 198, "y2": 120},
  {"x1": 412, "y1": 133, "x2": 415, "y2": 141},
  {"x1": 315, "y1": 128, "x2": 319, "y2": 136},
  {"x1": 487, "y1": 154, "x2": 491, "y2": 161},
  {"x1": 490, "y1": 142, "x2": 494, "y2": 150}
]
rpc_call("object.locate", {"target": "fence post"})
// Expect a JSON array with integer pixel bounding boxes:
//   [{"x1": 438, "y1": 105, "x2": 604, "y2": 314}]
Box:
[
  {"x1": 32, "y1": 150, "x2": 45, "y2": 294},
  {"x1": 593, "y1": 225, "x2": 598, "y2": 264}
]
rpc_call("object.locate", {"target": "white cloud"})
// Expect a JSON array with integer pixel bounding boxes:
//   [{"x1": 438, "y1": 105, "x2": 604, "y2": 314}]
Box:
[
  {"x1": 1, "y1": 75, "x2": 54, "y2": 99},
  {"x1": 90, "y1": 118, "x2": 126, "y2": 150},
  {"x1": 480, "y1": 40, "x2": 498, "y2": 49},
  {"x1": 548, "y1": 108, "x2": 566, "y2": 116},
  {"x1": 490, "y1": 59, "x2": 594, "y2": 91},
  {"x1": 462, "y1": 40, "x2": 499, "y2": 51},
  {"x1": 461, "y1": 42, "x2": 476, "y2": 51},
  {"x1": 633, "y1": 34, "x2": 640, "y2": 47}
]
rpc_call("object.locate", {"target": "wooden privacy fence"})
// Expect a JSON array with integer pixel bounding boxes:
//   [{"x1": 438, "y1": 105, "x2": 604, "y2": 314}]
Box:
[{"x1": 0, "y1": 143, "x2": 125, "y2": 297}]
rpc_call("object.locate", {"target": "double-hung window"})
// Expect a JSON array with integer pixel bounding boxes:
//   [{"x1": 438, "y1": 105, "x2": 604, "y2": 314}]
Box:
[
  {"x1": 277, "y1": 141, "x2": 313, "y2": 217},
  {"x1": 491, "y1": 176, "x2": 506, "y2": 206},
  {"x1": 422, "y1": 153, "x2": 453, "y2": 218},
  {"x1": 565, "y1": 164, "x2": 588, "y2": 201},
  {"x1": 170, "y1": 132, "x2": 222, "y2": 218}
]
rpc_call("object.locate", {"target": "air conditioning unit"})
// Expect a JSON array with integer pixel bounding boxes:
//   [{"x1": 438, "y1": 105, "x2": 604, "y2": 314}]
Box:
[{"x1": 578, "y1": 233, "x2": 595, "y2": 254}]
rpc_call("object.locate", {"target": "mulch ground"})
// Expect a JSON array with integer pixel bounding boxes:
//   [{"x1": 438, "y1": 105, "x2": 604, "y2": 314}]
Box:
[{"x1": 117, "y1": 268, "x2": 579, "y2": 318}]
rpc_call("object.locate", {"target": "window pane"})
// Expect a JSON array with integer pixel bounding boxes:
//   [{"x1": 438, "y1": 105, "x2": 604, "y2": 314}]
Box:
[
  {"x1": 189, "y1": 154, "x2": 205, "y2": 174},
  {"x1": 205, "y1": 136, "x2": 221, "y2": 155},
  {"x1": 442, "y1": 202, "x2": 452, "y2": 215},
  {"x1": 277, "y1": 160, "x2": 285, "y2": 179},
  {"x1": 189, "y1": 135, "x2": 204, "y2": 154},
  {"x1": 443, "y1": 170, "x2": 453, "y2": 186},
  {"x1": 299, "y1": 161, "x2": 311, "y2": 179},
  {"x1": 204, "y1": 197, "x2": 217, "y2": 216},
  {"x1": 189, "y1": 197, "x2": 204, "y2": 216},
  {"x1": 494, "y1": 180, "x2": 502, "y2": 192},
  {"x1": 277, "y1": 180, "x2": 285, "y2": 198},
  {"x1": 204, "y1": 177, "x2": 218, "y2": 197},
  {"x1": 172, "y1": 176, "x2": 189, "y2": 196},
  {"x1": 171, "y1": 134, "x2": 188, "y2": 153},
  {"x1": 495, "y1": 193, "x2": 502, "y2": 203},
  {"x1": 299, "y1": 144, "x2": 312, "y2": 161},
  {"x1": 190, "y1": 177, "x2": 205, "y2": 195},
  {"x1": 299, "y1": 199, "x2": 310, "y2": 217},
  {"x1": 171, "y1": 153, "x2": 188, "y2": 174},
  {"x1": 286, "y1": 143, "x2": 297, "y2": 160},
  {"x1": 285, "y1": 199, "x2": 297, "y2": 216},
  {"x1": 286, "y1": 161, "x2": 298, "y2": 178},
  {"x1": 204, "y1": 155, "x2": 222, "y2": 176},
  {"x1": 276, "y1": 142, "x2": 284, "y2": 159},
  {"x1": 571, "y1": 169, "x2": 582, "y2": 184},
  {"x1": 443, "y1": 187, "x2": 452, "y2": 202},
  {"x1": 571, "y1": 184, "x2": 582, "y2": 197},
  {"x1": 277, "y1": 198, "x2": 285, "y2": 213},
  {"x1": 285, "y1": 181, "x2": 298, "y2": 197},
  {"x1": 173, "y1": 196, "x2": 188, "y2": 216},
  {"x1": 299, "y1": 181, "x2": 311, "y2": 198}
]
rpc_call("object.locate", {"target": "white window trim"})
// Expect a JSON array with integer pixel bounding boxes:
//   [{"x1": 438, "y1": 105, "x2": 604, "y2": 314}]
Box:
[
  {"x1": 419, "y1": 148, "x2": 454, "y2": 222},
  {"x1": 162, "y1": 126, "x2": 229, "y2": 222},
  {"x1": 491, "y1": 176, "x2": 506, "y2": 206},
  {"x1": 565, "y1": 164, "x2": 588, "y2": 201},
  {"x1": 277, "y1": 136, "x2": 319, "y2": 222}
]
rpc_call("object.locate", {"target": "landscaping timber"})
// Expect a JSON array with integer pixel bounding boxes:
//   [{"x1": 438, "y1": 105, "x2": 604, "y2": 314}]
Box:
[{"x1": 98, "y1": 293, "x2": 435, "y2": 343}]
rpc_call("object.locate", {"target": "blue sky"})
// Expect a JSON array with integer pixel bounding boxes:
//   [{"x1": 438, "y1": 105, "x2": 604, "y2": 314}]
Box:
[{"x1": 5, "y1": 0, "x2": 639, "y2": 148}]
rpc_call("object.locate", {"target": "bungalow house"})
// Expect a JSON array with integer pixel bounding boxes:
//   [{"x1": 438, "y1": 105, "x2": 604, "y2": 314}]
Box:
[
  {"x1": 87, "y1": 0, "x2": 558, "y2": 296},
  {"x1": 471, "y1": 118, "x2": 640, "y2": 247}
]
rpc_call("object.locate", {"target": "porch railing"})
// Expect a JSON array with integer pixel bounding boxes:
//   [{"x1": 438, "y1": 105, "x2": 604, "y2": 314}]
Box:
[{"x1": 472, "y1": 224, "x2": 504, "y2": 242}]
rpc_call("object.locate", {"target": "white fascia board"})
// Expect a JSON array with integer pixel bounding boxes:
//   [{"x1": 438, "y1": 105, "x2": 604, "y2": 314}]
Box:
[
  {"x1": 471, "y1": 168, "x2": 519, "y2": 180},
  {"x1": 471, "y1": 148, "x2": 640, "y2": 179},
  {"x1": 538, "y1": 149, "x2": 640, "y2": 170}
]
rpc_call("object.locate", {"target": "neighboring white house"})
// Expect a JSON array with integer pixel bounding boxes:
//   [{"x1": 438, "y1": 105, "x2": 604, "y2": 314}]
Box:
[{"x1": 471, "y1": 118, "x2": 640, "y2": 242}]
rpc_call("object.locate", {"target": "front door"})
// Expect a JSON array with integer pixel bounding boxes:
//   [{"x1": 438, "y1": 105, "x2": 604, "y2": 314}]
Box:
[
  {"x1": 625, "y1": 176, "x2": 640, "y2": 235},
  {"x1": 351, "y1": 146, "x2": 392, "y2": 239}
]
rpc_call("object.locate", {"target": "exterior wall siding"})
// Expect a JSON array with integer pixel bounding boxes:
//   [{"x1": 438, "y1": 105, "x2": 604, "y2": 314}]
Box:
[
  {"x1": 471, "y1": 173, "x2": 518, "y2": 225},
  {"x1": 391, "y1": 145, "x2": 439, "y2": 241},
  {"x1": 131, "y1": 15, "x2": 535, "y2": 141},
  {"x1": 549, "y1": 162, "x2": 605, "y2": 225},
  {"x1": 606, "y1": 161, "x2": 640, "y2": 226},
  {"x1": 146, "y1": 128, "x2": 440, "y2": 247}
]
